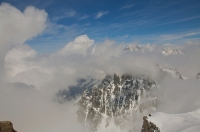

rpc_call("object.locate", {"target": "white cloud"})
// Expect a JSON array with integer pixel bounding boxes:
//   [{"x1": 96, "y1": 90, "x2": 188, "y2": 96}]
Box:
[
  {"x1": 56, "y1": 35, "x2": 94, "y2": 56},
  {"x1": 0, "y1": 2, "x2": 47, "y2": 81},
  {"x1": 0, "y1": 3, "x2": 47, "y2": 46},
  {"x1": 156, "y1": 31, "x2": 200, "y2": 41},
  {"x1": 95, "y1": 11, "x2": 109, "y2": 19},
  {"x1": 120, "y1": 4, "x2": 135, "y2": 10}
]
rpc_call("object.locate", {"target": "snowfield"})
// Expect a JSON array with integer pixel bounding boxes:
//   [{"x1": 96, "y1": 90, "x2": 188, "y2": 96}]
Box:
[{"x1": 148, "y1": 108, "x2": 200, "y2": 132}]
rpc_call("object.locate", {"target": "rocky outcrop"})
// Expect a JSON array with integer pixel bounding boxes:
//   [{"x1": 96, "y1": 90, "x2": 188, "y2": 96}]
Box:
[
  {"x1": 141, "y1": 116, "x2": 160, "y2": 132},
  {"x1": 0, "y1": 121, "x2": 17, "y2": 132}
]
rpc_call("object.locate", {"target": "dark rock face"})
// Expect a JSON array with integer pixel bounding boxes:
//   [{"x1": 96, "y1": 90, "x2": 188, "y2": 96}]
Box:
[
  {"x1": 0, "y1": 121, "x2": 17, "y2": 132},
  {"x1": 141, "y1": 116, "x2": 160, "y2": 132},
  {"x1": 77, "y1": 74, "x2": 158, "y2": 132}
]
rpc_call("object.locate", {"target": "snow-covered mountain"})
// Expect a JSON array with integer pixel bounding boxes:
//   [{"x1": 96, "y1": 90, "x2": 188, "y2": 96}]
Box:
[
  {"x1": 77, "y1": 74, "x2": 158, "y2": 132},
  {"x1": 124, "y1": 45, "x2": 142, "y2": 52},
  {"x1": 124, "y1": 44, "x2": 184, "y2": 57},
  {"x1": 162, "y1": 48, "x2": 183, "y2": 56}
]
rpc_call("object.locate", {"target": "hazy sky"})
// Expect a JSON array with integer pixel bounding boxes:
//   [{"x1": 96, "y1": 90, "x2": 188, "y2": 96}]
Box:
[{"x1": 0, "y1": 0, "x2": 200, "y2": 53}]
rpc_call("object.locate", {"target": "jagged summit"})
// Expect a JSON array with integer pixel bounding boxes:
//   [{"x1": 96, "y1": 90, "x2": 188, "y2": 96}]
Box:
[
  {"x1": 77, "y1": 74, "x2": 158, "y2": 132},
  {"x1": 124, "y1": 45, "x2": 141, "y2": 52},
  {"x1": 162, "y1": 48, "x2": 183, "y2": 56}
]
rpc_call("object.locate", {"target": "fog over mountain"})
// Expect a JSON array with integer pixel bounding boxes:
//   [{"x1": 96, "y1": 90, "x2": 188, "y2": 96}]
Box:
[{"x1": 0, "y1": 3, "x2": 200, "y2": 132}]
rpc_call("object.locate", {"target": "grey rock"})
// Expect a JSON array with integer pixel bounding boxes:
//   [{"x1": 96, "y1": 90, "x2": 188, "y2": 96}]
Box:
[{"x1": 141, "y1": 116, "x2": 160, "y2": 132}]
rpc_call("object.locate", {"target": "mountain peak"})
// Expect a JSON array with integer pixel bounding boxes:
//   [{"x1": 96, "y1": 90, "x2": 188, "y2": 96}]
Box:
[
  {"x1": 124, "y1": 44, "x2": 141, "y2": 52},
  {"x1": 77, "y1": 74, "x2": 158, "y2": 131},
  {"x1": 162, "y1": 48, "x2": 183, "y2": 56}
]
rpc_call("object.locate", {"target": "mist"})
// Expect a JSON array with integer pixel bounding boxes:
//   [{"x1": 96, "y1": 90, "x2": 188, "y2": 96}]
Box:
[{"x1": 157, "y1": 78, "x2": 200, "y2": 114}]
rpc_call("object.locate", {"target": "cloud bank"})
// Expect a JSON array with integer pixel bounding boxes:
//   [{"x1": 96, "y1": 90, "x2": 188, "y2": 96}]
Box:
[{"x1": 0, "y1": 2, "x2": 47, "y2": 80}]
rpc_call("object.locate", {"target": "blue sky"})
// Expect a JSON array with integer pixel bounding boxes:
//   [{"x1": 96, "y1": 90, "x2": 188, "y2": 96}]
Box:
[{"x1": 1, "y1": 0, "x2": 200, "y2": 53}]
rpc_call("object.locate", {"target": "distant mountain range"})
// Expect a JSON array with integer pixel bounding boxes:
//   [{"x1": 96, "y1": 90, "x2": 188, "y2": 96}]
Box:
[{"x1": 124, "y1": 44, "x2": 183, "y2": 56}]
